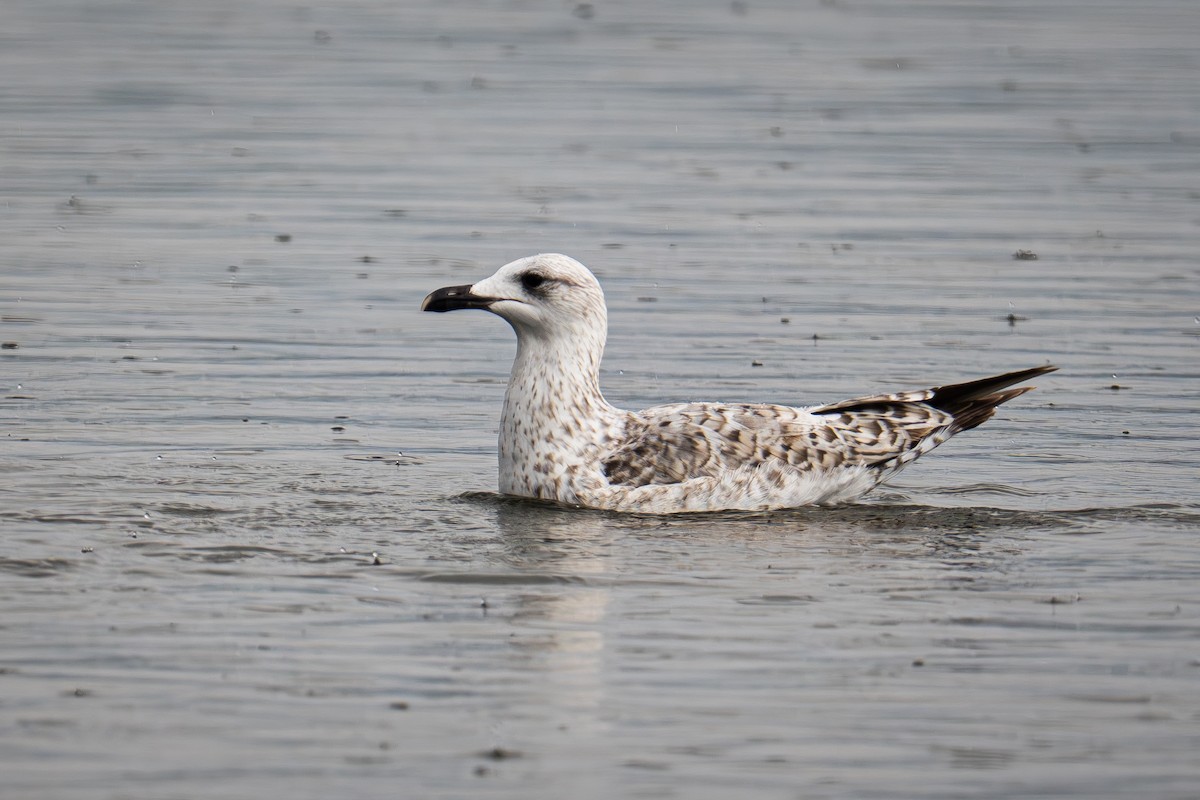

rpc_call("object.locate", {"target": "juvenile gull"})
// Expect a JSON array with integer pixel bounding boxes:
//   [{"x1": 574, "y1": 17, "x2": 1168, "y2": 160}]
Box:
[{"x1": 422, "y1": 254, "x2": 1056, "y2": 514}]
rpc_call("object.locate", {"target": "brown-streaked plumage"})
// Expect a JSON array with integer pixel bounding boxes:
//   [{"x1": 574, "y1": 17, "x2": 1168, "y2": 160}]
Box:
[{"x1": 422, "y1": 254, "x2": 1055, "y2": 513}]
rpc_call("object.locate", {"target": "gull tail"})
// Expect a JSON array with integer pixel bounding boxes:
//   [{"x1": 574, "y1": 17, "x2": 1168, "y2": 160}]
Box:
[{"x1": 927, "y1": 365, "x2": 1057, "y2": 433}]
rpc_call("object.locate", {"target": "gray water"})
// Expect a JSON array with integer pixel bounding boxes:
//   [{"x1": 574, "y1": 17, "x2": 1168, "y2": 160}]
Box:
[{"x1": 2, "y1": 1, "x2": 1199, "y2": 798}]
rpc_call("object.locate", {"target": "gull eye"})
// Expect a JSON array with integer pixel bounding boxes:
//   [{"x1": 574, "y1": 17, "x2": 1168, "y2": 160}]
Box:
[{"x1": 521, "y1": 272, "x2": 547, "y2": 292}]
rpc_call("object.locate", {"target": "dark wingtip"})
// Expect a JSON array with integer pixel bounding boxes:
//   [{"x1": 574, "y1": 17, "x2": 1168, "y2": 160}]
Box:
[
  {"x1": 930, "y1": 366, "x2": 1056, "y2": 431},
  {"x1": 930, "y1": 366, "x2": 1055, "y2": 407}
]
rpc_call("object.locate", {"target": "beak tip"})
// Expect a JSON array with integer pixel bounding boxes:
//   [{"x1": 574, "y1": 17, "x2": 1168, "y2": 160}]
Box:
[{"x1": 421, "y1": 284, "x2": 489, "y2": 313}]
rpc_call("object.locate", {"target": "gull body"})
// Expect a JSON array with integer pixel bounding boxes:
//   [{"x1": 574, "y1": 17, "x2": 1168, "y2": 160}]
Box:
[{"x1": 422, "y1": 254, "x2": 1055, "y2": 514}]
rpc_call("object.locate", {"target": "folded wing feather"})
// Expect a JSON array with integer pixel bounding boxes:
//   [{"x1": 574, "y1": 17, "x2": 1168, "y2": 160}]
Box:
[{"x1": 601, "y1": 399, "x2": 955, "y2": 488}]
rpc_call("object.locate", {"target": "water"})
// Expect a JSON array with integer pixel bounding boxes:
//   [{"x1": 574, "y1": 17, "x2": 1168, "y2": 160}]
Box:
[{"x1": 2, "y1": 0, "x2": 1198, "y2": 797}]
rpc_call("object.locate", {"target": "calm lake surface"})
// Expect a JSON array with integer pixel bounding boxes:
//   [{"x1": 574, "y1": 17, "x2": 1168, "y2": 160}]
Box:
[{"x1": 2, "y1": 1, "x2": 1198, "y2": 797}]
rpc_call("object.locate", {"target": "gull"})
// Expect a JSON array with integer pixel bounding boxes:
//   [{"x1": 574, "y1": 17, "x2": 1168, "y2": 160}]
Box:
[{"x1": 422, "y1": 254, "x2": 1055, "y2": 514}]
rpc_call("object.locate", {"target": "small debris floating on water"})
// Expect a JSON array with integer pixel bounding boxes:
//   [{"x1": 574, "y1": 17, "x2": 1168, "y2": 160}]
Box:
[{"x1": 482, "y1": 746, "x2": 521, "y2": 760}]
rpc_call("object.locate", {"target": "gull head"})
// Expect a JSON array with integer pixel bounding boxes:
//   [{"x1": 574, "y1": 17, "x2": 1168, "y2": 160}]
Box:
[{"x1": 421, "y1": 253, "x2": 607, "y2": 342}]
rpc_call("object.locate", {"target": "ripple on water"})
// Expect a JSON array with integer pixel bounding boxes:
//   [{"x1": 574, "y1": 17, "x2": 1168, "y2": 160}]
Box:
[{"x1": 2, "y1": 1, "x2": 1198, "y2": 798}]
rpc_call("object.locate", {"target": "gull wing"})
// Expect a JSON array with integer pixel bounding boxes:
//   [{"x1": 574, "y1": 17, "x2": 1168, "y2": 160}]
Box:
[
  {"x1": 600, "y1": 366, "x2": 1055, "y2": 489},
  {"x1": 600, "y1": 401, "x2": 951, "y2": 488}
]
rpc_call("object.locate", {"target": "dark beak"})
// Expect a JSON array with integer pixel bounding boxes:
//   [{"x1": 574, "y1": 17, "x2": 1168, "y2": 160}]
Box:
[{"x1": 421, "y1": 284, "x2": 495, "y2": 312}]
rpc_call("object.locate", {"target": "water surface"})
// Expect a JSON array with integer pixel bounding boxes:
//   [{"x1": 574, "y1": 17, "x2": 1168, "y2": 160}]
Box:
[{"x1": 2, "y1": 1, "x2": 1198, "y2": 798}]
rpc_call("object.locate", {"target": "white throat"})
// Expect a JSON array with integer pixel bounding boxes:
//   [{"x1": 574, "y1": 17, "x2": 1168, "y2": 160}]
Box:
[{"x1": 497, "y1": 319, "x2": 621, "y2": 503}]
